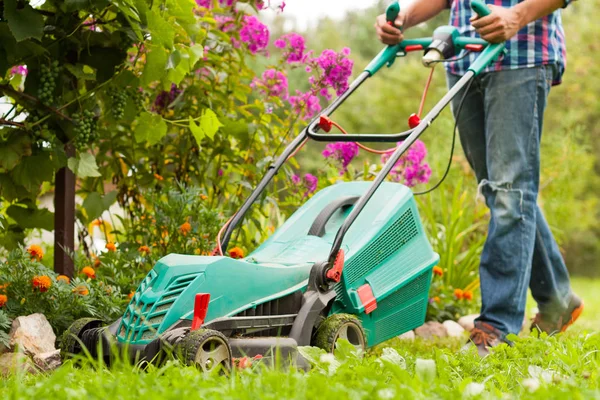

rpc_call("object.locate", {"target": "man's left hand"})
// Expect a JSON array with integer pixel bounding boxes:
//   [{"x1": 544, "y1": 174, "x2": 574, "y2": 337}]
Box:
[{"x1": 470, "y1": 5, "x2": 524, "y2": 43}]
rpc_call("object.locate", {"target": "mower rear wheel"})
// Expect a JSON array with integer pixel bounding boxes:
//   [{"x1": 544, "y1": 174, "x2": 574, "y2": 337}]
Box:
[
  {"x1": 313, "y1": 314, "x2": 366, "y2": 353},
  {"x1": 60, "y1": 318, "x2": 103, "y2": 359},
  {"x1": 176, "y1": 329, "x2": 232, "y2": 373}
]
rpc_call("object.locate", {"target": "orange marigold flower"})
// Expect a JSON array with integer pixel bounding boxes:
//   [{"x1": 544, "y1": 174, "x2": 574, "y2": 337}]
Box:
[
  {"x1": 91, "y1": 219, "x2": 103, "y2": 227},
  {"x1": 433, "y1": 266, "x2": 443, "y2": 277},
  {"x1": 154, "y1": 173, "x2": 164, "y2": 181},
  {"x1": 27, "y1": 245, "x2": 44, "y2": 261},
  {"x1": 229, "y1": 247, "x2": 244, "y2": 259},
  {"x1": 0, "y1": 283, "x2": 9, "y2": 292},
  {"x1": 72, "y1": 285, "x2": 89, "y2": 296},
  {"x1": 128, "y1": 291, "x2": 135, "y2": 300},
  {"x1": 433, "y1": 296, "x2": 440, "y2": 303},
  {"x1": 0, "y1": 294, "x2": 7, "y2": 308},
  {"x1": 463, "y1": 290, "x2": 473, "y2": 301},
  {"x1": 94, "y1": 258, "x2": 101, "y2": 268},
  {"x1": 138, "y1": 245, "x2": 151, "y2": 255},
  {"x1": 179, "y1": 222, "x2": 192, "y2": 236},
  {"x1": 105, "y1": 242, "x2": 117, "y2": 252},
  {"x1": 454, "y1": 288, "x2": 464, "y2": 300},
  {"x1": 200, "y1": 194, "x2": 208, "y2": 200},
  {"x1": 32, "y1": 275, "x2": 52, "y2": 292},
  {"x1": 81, "y1": 266, "x2": 96, "y2": 279},
  {"x1": 56, "y1": 275, "x2": 70, "y2": 284}
]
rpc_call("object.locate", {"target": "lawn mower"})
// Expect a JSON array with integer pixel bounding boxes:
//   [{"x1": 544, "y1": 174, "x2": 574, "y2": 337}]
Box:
[{"x1": 62, "y1": 1, "x2": 505, "y2": 372}]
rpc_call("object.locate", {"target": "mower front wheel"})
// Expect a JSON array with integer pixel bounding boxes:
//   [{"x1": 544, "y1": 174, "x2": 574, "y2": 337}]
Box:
[
  {"x1": 60, "y1": 318, "x2": 104, "y2": 359},
  {"x1": 313, "y1": 314, "x2": 366, "y2": 353},
  {"x1": 176, "y1": 329, "x2": 232, "y2": 373}
]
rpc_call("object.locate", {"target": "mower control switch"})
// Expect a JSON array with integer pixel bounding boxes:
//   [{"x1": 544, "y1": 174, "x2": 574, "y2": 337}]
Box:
[
  {"x1": 325, "y1": 249, "x2": 345, "y2": 283},
  {"x1": 191, "y1": 293, "x2": 211, "y2": 330}
]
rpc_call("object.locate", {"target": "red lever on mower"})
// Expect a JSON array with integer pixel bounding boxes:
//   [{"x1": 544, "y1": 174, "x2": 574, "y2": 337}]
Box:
[
  {"x1": 191, "y1": 293, "x2": 211, "y2": 330},
  {"x1": 326, "y1": 249, "x2": 345, "y2": 283}
]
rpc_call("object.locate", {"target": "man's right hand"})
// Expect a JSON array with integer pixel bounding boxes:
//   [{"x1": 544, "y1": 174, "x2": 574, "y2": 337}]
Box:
[{"x1": 374, "y1": 12, "x2": 406, "y2": 45}]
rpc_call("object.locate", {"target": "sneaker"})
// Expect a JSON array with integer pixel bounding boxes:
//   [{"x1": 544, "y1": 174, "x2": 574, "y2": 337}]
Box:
[
  {"x1": 531, "y1": 294, "x2": 584, "y2": 335},
  {"x1": 462, "y1": 321, "x2": 508, "y2": 357}
]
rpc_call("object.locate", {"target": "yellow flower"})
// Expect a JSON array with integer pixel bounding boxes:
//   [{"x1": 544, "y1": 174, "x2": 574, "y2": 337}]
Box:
[
  {"x1": 105, "y1": 242, "x2": 117, "y2": 252},
  {"x1": 27, "y1": 245, "x2": 44, "y2": 261},
  {"x1": 229, "y1": 247, "x2": 245, "y2": 259},
  {"x1": 91, "y1": 219, "x2": 103, "y2": 227},
  {"x1": 81, "y1": 266, "x2": 96, "y2": 279},
  {"x1": 56, "y1": 275, "x2": 70, "y2": 284}
]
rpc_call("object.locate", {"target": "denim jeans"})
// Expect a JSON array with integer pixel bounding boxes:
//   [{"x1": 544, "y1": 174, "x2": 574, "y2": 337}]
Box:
[{"x1": 446, "y1": 66, "x2": 573, "y2": 335}]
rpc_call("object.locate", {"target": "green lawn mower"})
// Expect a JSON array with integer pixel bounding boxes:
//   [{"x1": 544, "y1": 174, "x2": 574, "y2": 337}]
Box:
[{"x1": 62, "y1": 1, "x2": 505, "y2": 372}]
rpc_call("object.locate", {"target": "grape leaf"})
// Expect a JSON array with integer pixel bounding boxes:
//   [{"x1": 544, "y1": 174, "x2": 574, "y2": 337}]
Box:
[
  {"x1": 6, "y1": 205, "x2": 54, "y2": 231},
  {"x1": 67, "y1": 153, "x2": 102, "y2": 178},
  {"x1": 0, "y1": 132, "x2": 32, "y2": 171},
  {"x1": 141, "y1": 45, "x2": 168, "y2": 86},
  {"x1": 135, "y1": 112, "x2": 167, "y2": 145},
  {"x1": 3, "y1": 0, "x2": 44, "y2": 42},
  {"x1": 189, "y1": 109, "x2": 222, "y2": 144},
  {"x1": 11, "y1": 154, "x2": 54, "y2": 192},
  {"x1": 147, "y1": 8, "x2": 175, "y2": 49}
]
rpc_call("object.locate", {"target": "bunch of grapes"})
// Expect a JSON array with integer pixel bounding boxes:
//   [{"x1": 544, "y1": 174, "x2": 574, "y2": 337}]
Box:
[
  {"x1": 110, "y1": 90, "x2": 128, "y2": 120},
  {"x1": 128, "y1": 88, "x2": 145, "y2": 112},
  {"x1": 73, "y1": 110, "x2": 97, "y2": 150},
  {"x1": 38, "y1": 61, "x2": 60, "y2": 106}
]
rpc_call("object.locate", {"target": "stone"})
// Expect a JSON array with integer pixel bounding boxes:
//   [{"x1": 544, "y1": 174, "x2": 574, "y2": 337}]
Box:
[
  {"x1": 442, "y1": 320, "x2": 466, "y2": 337},
  {"x1": 458, "y1": 314, "x2": 479, "y2": 332},
  {"x1": 9, "y1": 313, "x2": 56, "y2": 356},
  {"x1": 33, "y1": 349, "x2": 61, "y2": 371},
  {"x1": 0, "y1": 352, "x2": 37, "y2": 376},
  {"x1": 415, "y1": 321, "x2": 447, "y2": 339},
  {"x1": 397, "y1": 330, "x2": 415, "y2": 340}
]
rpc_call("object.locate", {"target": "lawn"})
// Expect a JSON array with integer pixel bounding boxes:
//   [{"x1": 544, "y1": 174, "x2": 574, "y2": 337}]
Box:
[{"x1": 1, "y1": 278, "x2": 598, "y2": 400}]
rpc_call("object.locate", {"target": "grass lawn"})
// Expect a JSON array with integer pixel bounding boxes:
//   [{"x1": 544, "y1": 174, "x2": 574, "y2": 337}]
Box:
[{"x1": 2, "y1": 278, "x2": 598, "y2": 399}]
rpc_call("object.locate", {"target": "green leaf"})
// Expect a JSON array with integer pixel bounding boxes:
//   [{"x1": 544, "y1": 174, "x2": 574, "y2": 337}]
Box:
[
  {"x1": 147, "y1": 9, "x2": 175, "y2": 49},
  {"x1": 80, "y1": 47, "x2": 126, "y2": 83},
  {"x1": 63, "y1": 0, "x2": 110, "y2": 12},
  {"x1": 135, "y1": 112, "x2": 167, "y2": 145},
  {"x1": 11, "y1": 154, "x2": 54, "y2": 192},
  {"x1": 3, "y1": 0, "x2": 44, "y2": 42},
  {"x1": 0, "y1": 132, "x2": 32, "y2": 171},
  {"x1": 189, "y1": 109, "x2": 223, "y2": 144},
  {"x1": 67, "y1": 153, "x2": 101, "y2": 178},
  {"x1": 81, "y1": 190, "x2": 118, "y2": 221},
  {"x1": 187, "y1": 44, "x2": 205, "y2": 69},
  {"x1": 6, "y1": 205, "x2": 54, "y2": 231},
  {"x1": 65, "y1": 64, "x2": 96, "y2": 81},
  {"x1": 141, "y1": 45, "x2": 168, "y2": 86}
]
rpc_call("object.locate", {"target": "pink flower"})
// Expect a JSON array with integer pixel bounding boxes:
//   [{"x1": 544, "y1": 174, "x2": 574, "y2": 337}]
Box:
[
  {"x1": 380, "y1": 140, "x2": 432, "y2": 187},
  {"x1": 313, "y1": 49, "x2": 354, "y2": 96},
  {"x1": 322, "y1": 142, "x2": 359, "y2": 174},
  {"x1": 291, "y1": 173, "x2": 318, "y2": 196},
  {"x1": 288, "y1": 90, "x2": 321, "y2": 121},
  {"x1": 10, "y1": 65, "x2": 28, "y2": 77},
  {"x1": 251, "y1": 69, "x2": 289, "y2": 99},
  {"x1": 240, "y1": 16, "x2": 269, "y2": 55},
  {"x1": 274, "y1": 33, "x2": 307, "y2": 64}
]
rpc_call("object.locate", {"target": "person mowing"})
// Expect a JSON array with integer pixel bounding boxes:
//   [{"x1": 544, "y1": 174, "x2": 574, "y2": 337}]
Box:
[{"x1": 375, "y1": 0, "x2": 583, "y2": 356}]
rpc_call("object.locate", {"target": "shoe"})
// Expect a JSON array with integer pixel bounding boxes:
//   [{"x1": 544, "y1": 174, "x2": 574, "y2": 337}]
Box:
[
  {"x1": 531, "y1": 294, "x2": 584, "y2": 335},
  {"x1": 462, "y1": 321, "x2": 508, "y2": 357}
]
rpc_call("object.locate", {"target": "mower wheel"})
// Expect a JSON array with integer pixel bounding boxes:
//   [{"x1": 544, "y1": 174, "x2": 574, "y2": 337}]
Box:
[
  {"x1": 176, "y1": 329, "x2": 232, "y2": 373},
  {"x1": 60, "y1": 318, "x2": 103, "y2": 359},
  {"x1": 313, "y1": 314, "x2": 366, "y2": 353}
]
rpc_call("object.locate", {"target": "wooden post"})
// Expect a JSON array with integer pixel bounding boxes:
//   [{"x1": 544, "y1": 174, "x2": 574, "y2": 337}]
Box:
[{"x1": 54, "y1": 146, "x2": 75, "y2": 277}]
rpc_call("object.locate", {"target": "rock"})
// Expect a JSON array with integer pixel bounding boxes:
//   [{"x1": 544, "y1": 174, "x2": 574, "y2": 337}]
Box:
[
  {"x1": 397, "y1": 330, "x2": 415, "y2": 340},
  {"x1": 9, "y1": 314, "x2": 56, "y2": 356},
  {"x1": 33, "y1": 350, "x2": 61, "y2": 371},
  {"x1": 442, "y1": 320, "x2": 465, "y2": 337},
  {"x1": 0, "y1": 352, "x2": 37, "y2": 376},
  {"x1": 415, "y1": 322, "x2": 447, "y2": 339},
  {"x1": 458, "y1": 314, "x2": 479, "y2": 332}
]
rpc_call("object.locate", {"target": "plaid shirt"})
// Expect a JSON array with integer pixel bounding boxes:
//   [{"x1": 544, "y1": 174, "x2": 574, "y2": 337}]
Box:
[{"x1": 446, "y1": 0, "x2": 571, "y2": 85}]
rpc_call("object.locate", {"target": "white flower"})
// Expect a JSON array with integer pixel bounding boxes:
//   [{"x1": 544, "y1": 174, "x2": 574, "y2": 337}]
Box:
[
  {"x1": 522, "y1": 378, "x2": 541, "y2": 392},
  {"x1": 377, "y1": 389, "x2": 396, "y2": 399},
  {"x1": 463, "y1": 382, "x2": 485, "y2": 397}
]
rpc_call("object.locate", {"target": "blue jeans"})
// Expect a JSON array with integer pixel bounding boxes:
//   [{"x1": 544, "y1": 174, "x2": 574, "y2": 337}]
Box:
[{"x1": 447, "y1": 66, "x2": 573, "y2": 335}]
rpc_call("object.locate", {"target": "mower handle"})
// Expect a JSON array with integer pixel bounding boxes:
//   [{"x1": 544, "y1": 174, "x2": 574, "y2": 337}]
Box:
[{"x1": 365, "y1": 0, "x2": 504, "y2": 76}]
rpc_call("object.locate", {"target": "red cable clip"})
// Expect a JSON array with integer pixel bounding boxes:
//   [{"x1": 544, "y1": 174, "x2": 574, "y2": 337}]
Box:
[
  {"x1": 408, "y1": 113, "x2": 421, "y2": 129},
  {"x1": 318, "y1": 115, "x2": 333, "y2": 133},
  {"x1": 326, "y1": 249, "x2": 345, "y2": 283}
]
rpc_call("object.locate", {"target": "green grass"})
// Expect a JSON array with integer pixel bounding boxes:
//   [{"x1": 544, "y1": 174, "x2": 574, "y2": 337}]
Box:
[{"x1": 2, "y1": 279, "x2": 599, "y2": 400}]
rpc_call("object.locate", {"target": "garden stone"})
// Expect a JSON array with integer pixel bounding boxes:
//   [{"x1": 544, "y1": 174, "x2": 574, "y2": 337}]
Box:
[
  {"x1": 0, "y1": 352, "x2": 37, "y2": 376},
  {"x1": 415, "y1": 322, "x2": 447, "y2": 339},
  {"x1": 397, "y1": 330, "x2": 415, "y2": 340},
  {"x1": 9, "y1": 314, "x2": 56, "y2": 356},
  {"x1": 458, "y1": 314, "x2": 479, "y2": 332},
  {"x1": 33, "y1": 350, "x2": 62, "y2": 372},
  {"x1": 443, "y1": 320, "x2": 465, "y2": 337}
]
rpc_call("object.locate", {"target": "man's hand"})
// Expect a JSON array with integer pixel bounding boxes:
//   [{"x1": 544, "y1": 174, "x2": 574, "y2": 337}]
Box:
[
  {"x1": 471, "y1": 5, "x2": 524, "y2": 44},
  {"x1": 374, "y1": 12, "x2": 406, "y2": 45}
]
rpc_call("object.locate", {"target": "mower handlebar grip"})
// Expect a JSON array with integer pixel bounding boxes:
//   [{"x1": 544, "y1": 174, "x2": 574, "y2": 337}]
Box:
[
  {"x1": 386, "y1": 2, "x2": 401, "y2": 27},
  {"x1": 470, "y1": 0, "x2": 492, "y2": 17}
]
